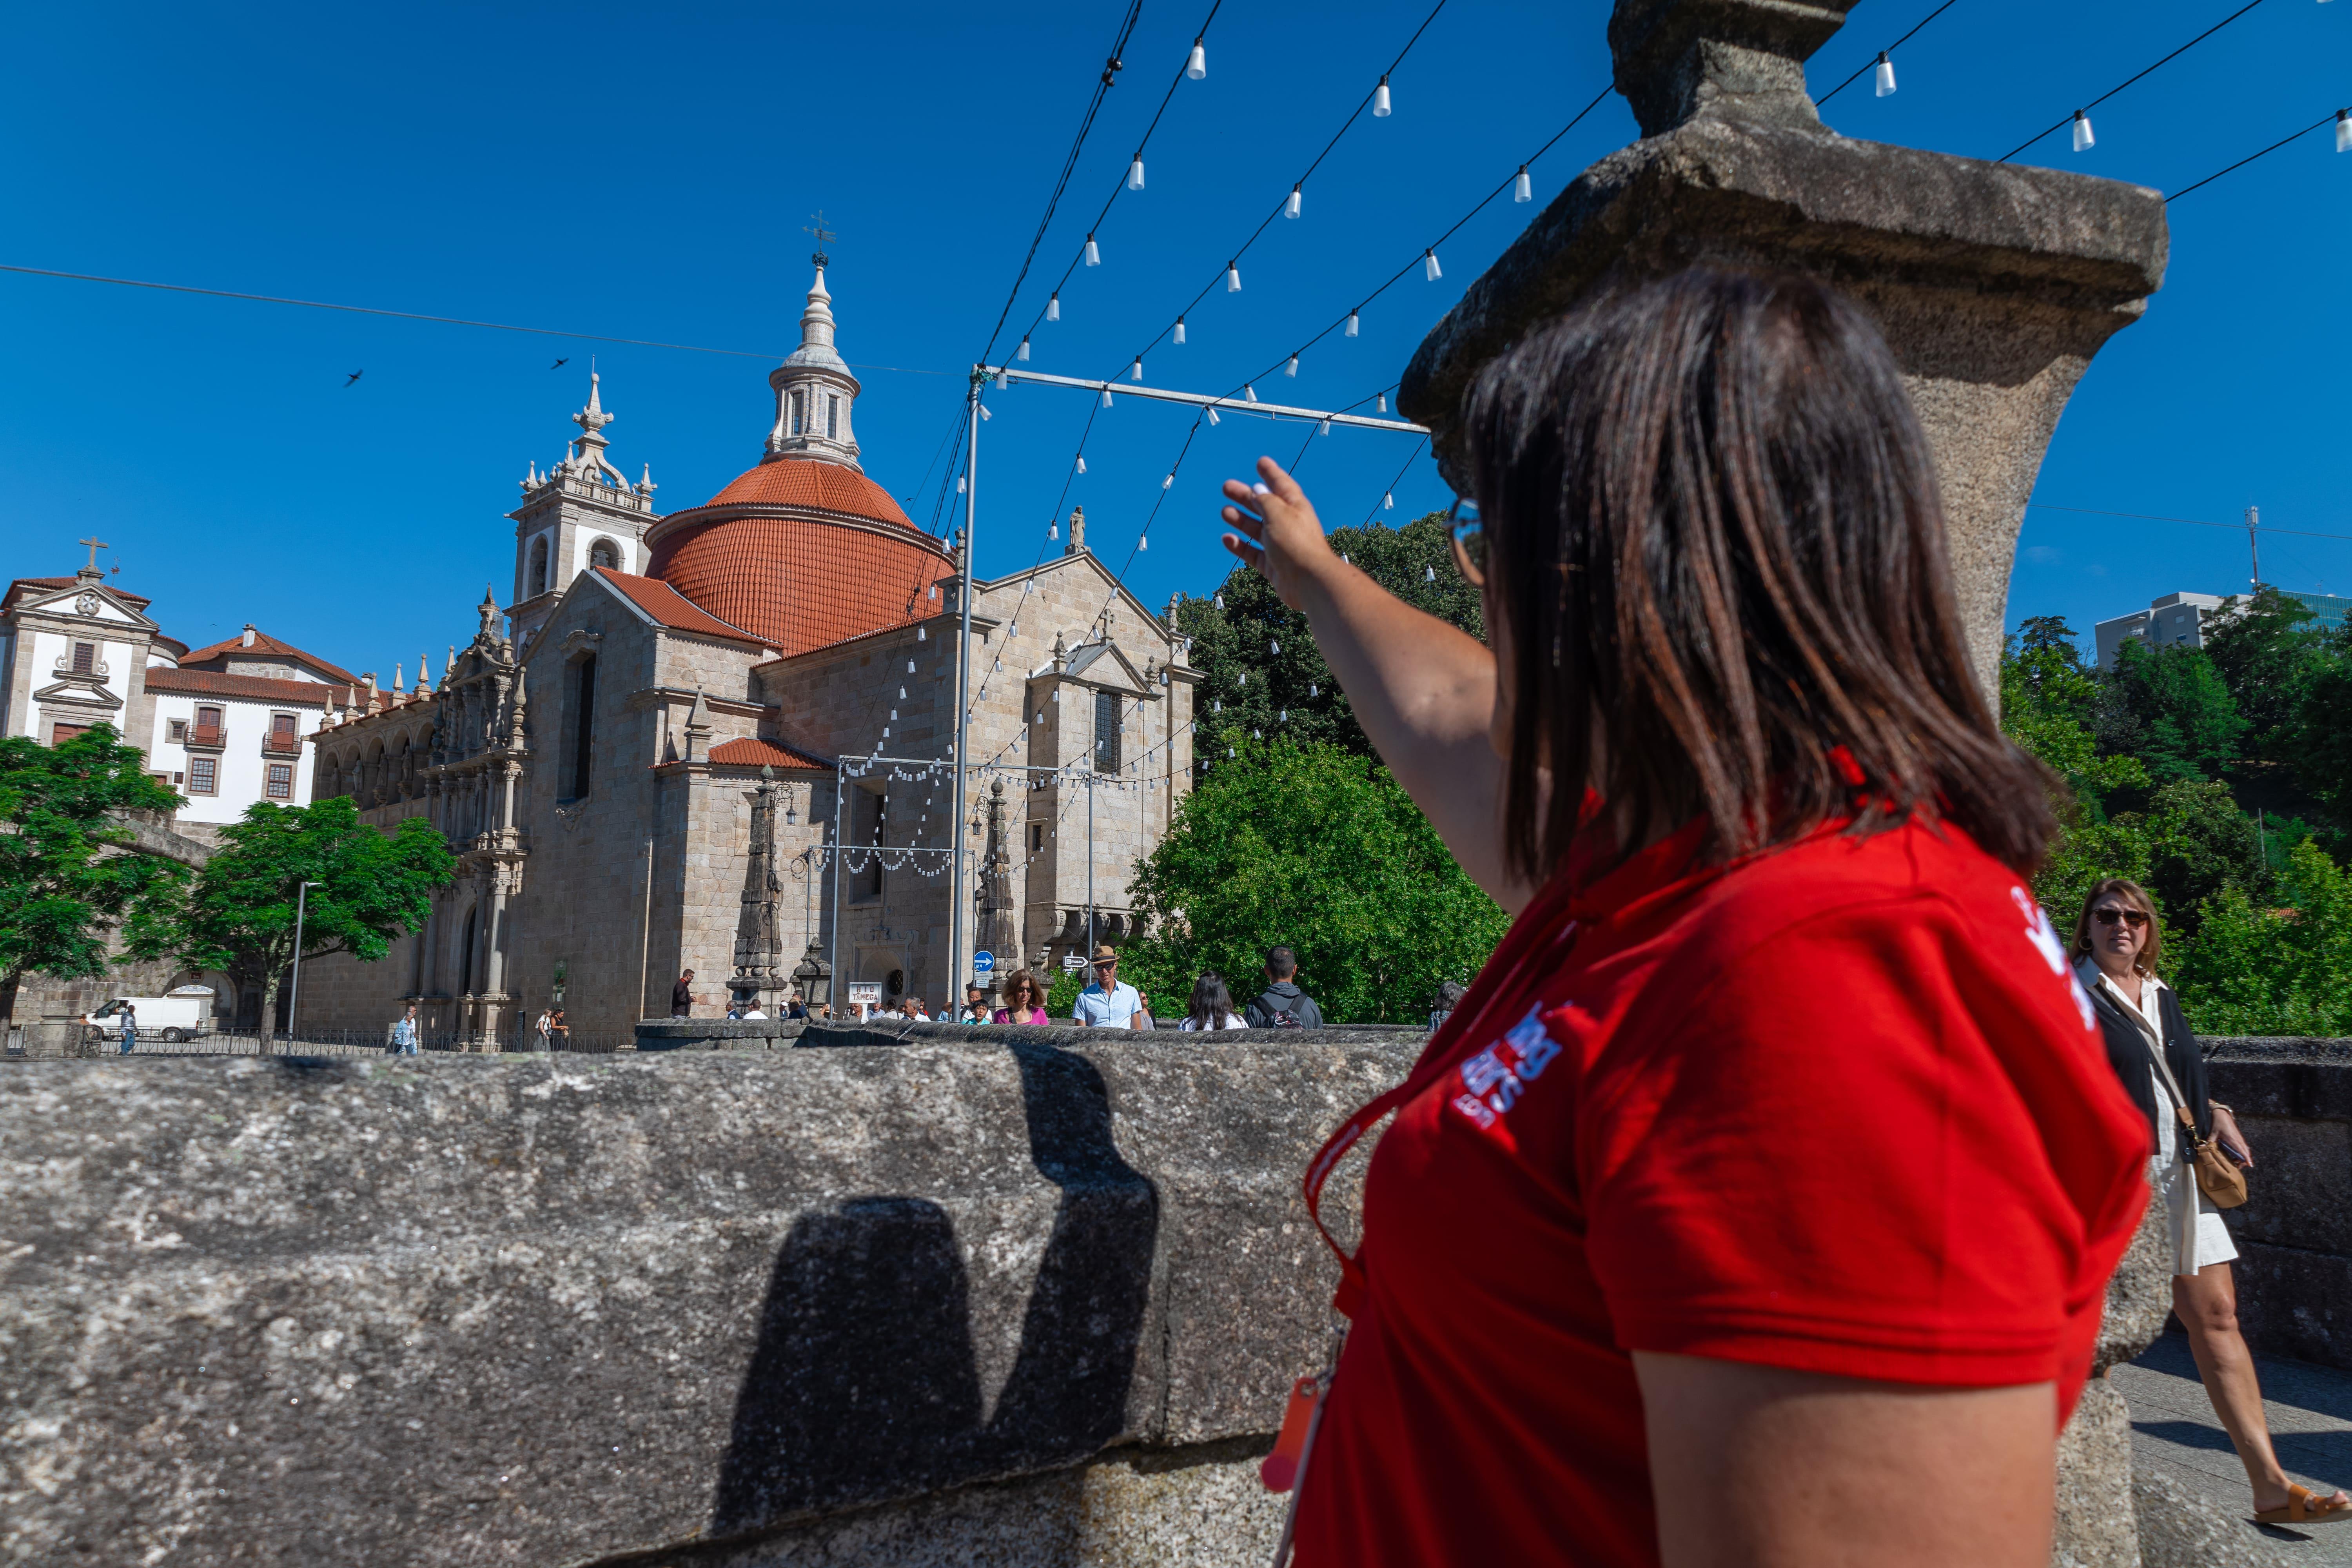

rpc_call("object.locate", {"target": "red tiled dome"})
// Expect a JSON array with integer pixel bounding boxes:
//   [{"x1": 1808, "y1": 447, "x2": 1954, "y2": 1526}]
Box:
[{"x1": 646, "y1": 457, "x2": 951, "y2": 661}]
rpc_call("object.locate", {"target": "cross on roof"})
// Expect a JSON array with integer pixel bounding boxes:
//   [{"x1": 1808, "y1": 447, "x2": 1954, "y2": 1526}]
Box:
[
  {"x1": 79, "y1": 536, "x2": 108, "y2": 572},
  {"x1": 804, "y1": 211, "x2": 836, "y2": 269}
]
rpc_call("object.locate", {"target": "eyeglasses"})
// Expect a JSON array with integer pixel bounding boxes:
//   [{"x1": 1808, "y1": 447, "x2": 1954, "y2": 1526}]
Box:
[
  {"x1": 2093, "y1": 907, "x2": 2150, "y2": 929},
  {"x1": 1448, "y1": 497, "x2": 1486, "y2": 586}
]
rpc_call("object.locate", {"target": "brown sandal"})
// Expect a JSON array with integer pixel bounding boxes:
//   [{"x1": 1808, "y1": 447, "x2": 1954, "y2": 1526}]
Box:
[{"x1": 2254, "y1": 1484, "x2": 2352, "y2": 1526}]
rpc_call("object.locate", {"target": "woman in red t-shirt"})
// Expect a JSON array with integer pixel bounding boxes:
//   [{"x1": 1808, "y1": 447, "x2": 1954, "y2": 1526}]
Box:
[{"x1": 1216, "y1": 269, "x2": 2149, "y2": 1568}]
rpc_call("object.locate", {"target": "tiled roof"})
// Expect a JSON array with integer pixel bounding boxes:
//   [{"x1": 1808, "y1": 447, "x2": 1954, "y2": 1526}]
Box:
[
  {"x1": 4, "y1": 576, "x2": 154, "y2": 613},
  {"x1": 145, "y1": 668, "x2": 340, "y2": 706},
  {"x1": 591, "y1": 569, "x2": 765, "y2": 645},
  {"x1": 179, "y1": 628, "x2": 358, "y2": 683},
  {"x1": 708, "y1": 737, "x2": 832, "y2": 771},
  {"x1": 700, "y1": 456, "x2": 915, "y2": 528},
  {"x1": 649, "y1": 499, "x2": 954, "y2": 661}
]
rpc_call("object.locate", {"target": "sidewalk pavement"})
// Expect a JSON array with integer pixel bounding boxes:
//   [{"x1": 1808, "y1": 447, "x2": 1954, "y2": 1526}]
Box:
[{"x1": 2118, "y1": 1332, "x2": 2352, "y2": 1562}]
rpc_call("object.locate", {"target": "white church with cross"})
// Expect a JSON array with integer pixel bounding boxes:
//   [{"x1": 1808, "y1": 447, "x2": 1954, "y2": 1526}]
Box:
[{"x1": 2, "y1": 537, "x2": 354, "y2": 830}]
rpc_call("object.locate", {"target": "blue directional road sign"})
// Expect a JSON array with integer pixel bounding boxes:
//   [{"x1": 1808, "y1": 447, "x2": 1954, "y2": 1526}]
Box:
[{"x1": 973, "y1": 951, "x2": 995, "y2": 973}]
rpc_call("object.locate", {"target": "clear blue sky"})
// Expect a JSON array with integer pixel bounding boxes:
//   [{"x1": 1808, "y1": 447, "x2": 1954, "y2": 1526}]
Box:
[{"x1": 4, "y1": 0, "x2": 2347, "y2": 675}]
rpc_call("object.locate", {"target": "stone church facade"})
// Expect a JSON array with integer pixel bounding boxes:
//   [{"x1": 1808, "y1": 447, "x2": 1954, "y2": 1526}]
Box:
[{"x1": 299, "y1": 267, "x2": 1196, "y2": 1044}]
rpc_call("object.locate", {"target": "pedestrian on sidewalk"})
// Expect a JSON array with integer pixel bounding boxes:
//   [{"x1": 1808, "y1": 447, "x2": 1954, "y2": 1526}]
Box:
[
  {"x1": 1071, "y1": 946, "x2": 1148, "y2": 1029},
  {"x1": 1426, "y1": 980, "x2": 1467, "y2": 1036},
  {"x1": 117, "y1": 1002, "x2": 138, "y2": 1056},
  {"x1": 392, "y1": 1004, "x2": 421, "y2": 1056},
  {"x1": 1216, "y1": 269, "x2": 2150, "y2": 1567},
  {"x1": 1178, "y1": 972, "x2": 1247, "y2": 1031},
  {"x1": 2073, "y1": 878, "x2": 2351, "y2": 1527},
  {"x1": 993, "y1": 971, "x2": 1050, "y2": 1026},
  {"x1": 548, "y1": 1009, "x2": 569, "y2": 1049},
  {"x1": 1243, "y1": 947, "x2": 1323, "y2": 1029},
  {"x1": 671, "y1": 970, "x2": 696, "y2": 1019}
]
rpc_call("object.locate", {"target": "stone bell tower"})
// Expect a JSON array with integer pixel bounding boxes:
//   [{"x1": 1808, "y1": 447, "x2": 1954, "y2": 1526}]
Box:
[{"x1": 505, "y1": 373, "x2": 661, "y2": 653}]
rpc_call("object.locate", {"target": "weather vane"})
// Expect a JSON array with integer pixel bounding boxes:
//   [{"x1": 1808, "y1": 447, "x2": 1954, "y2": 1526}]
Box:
[{"x1": 804, "y1": 211, "x2": 836, "y2": 269}]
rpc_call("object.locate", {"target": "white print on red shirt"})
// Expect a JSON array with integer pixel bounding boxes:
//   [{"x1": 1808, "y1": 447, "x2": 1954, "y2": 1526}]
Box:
[
  {"x1": 1450, "y1": 1003, "x2": 1565, "y2": 1129},
  {"x1": 2012, "y1": 885, "x2": 2097, "y2": 1032}
]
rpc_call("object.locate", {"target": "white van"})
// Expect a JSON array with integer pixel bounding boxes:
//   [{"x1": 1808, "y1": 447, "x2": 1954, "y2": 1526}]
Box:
[{"x1": 84, "y1": 989, "x2": 214, "y2": 1044}]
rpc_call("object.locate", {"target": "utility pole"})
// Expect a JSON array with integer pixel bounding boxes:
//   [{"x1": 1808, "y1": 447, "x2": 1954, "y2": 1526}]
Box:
[
  {"x1": 949, "y1": 372, "x2": 979, "y2": 996},
  {"x1": 2247, "y1": 505, "x2": 2261, "y2": 589},
  {"x1": 287, "y1": 880, "x2": 321, "y2": 1049}
]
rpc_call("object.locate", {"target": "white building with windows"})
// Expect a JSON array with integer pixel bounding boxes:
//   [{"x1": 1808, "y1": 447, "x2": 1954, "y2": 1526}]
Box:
[
  {"x1": 2093, "y1": 587, "x2": 2352, "y2": 670},
  {"x1": 2, "y1": 555, "x2": 356, "y2": 833}
]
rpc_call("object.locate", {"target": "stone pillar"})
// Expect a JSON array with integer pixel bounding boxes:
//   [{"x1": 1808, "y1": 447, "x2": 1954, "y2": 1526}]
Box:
[
  {"x1": 1397, "y1": 0, "x2": 2168, "y2": 699},
  {"x1": 728, "y1": 768, "x2": 789, "y2": 1014}
]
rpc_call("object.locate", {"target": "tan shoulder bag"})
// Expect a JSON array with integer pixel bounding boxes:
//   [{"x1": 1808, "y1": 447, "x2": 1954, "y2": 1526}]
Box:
[{"x1": 2136, "y1": 1009, "x2": 2248, "y2": 1210}]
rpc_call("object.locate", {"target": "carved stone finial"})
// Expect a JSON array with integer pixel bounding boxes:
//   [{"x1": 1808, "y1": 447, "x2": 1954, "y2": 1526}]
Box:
[{"x1": 1608, "y1": 0, "x2": 1857, "y2": 138}]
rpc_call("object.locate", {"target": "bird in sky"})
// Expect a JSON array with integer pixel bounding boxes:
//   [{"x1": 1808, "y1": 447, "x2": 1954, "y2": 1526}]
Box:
[
  {"x1": 345, "y1": 370, "x2": 364, "y2": 386},
  {"x1": 550, "y1": 357, "x2": 570, "y2": 370}
]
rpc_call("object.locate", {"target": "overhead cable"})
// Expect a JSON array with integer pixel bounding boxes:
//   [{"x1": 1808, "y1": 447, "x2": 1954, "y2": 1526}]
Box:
[
  {"x1": 1814, "y1": 0, "x2": 1963, "y2": 107},
  {"x1": 1996, "y1": 0, "x2": 2270, "y2": 163}
]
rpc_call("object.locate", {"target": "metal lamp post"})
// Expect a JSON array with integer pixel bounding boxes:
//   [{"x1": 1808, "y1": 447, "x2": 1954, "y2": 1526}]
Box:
[{"x1": 287, "y1": 880, "x2": 322, "y2": 1049}]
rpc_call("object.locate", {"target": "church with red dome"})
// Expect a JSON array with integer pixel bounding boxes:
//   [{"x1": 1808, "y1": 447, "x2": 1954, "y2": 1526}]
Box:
[{"x1": 299, "y1": 266, "x2": 1197, "y2": 1045}]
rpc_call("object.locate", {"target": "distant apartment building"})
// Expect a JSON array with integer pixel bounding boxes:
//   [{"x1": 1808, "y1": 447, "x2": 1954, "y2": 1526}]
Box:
[{"x1": 2093, "y1": 589, "x2": 2352, "y2": 669}]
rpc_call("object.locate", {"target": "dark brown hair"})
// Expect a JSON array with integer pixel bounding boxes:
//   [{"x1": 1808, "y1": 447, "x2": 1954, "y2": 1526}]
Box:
[
  {"x1": 1462, "y1": 268, "x2": 2054, "y2": 882},
  {"x1": 1000, "y1": 969, "x2": 1043, "y2": 1011},
  {"x1": 2071, "y1": 878, "x2": 2163, "y2": 974}
]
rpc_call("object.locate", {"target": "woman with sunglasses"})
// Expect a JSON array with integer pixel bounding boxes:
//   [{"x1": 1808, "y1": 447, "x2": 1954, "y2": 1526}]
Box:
[
  {"x1": 2073, "y1": 878, "x2": 2348, "y2": 1526},
  {"x1": 1217, "y1": 270, "x2": 2149, "y2": 1568},
  {"x1": 992, "y1": 971, "x2": 1051, "y2": 1027}
]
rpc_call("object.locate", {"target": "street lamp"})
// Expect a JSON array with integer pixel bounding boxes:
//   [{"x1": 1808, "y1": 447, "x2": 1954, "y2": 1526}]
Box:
[
  {"x1": 288, "y1": 880, "x2": 322, "y2": 1049},
  {"x1": 792, "y1": 943, "x2": 832, "y2": 1014}
]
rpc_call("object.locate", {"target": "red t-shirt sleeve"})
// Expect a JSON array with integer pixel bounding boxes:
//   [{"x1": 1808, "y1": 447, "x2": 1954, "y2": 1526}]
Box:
[{"x1": 1581, "y1": 894, "x2": 2114, "y2": 1390}]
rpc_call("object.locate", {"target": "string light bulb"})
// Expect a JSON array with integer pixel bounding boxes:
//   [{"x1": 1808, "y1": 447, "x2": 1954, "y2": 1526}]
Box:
[
  {"x1": 1424, "y1": 565, "x2": 1436, "y2": 583},
  {"x1": 1075, "y1": 454, "x2": 1087, "y2": 472},
  {"x1": 1161, "y1": 473, "x2": 1174, "y2": 489},
  {"x1": 1309, "y1": 683, "x2": 1318, "y2": 697},
  {"x1": 993, "y1": 372, "x2": 1007, "y2": 390},
  {"x1": 1226, "y1": 261, "x2": 1242, "y2": 292},
  {"x1": 1285, "y1": 185, "x2": 1302, "y2": 219},
  {"x1": 1173, "y1": 318, "x2": 1187, "y2": 345},
  {"x1": 1139, "y1": 533, "x2": 1150, "y2": 550},
  {"x1": 1345, "y1": 310, "x2": 1359, "y2": 338},
  {"x1": 1285, "y1": 354, "x2": 1299, "y2": 377},
  {"x1": 1244, "y1": 385, "x2": 1258, "y2": 403},
  {"x1": 1384, "y1": 491, "x2": 1395, "y2": 510},
  {"x1": 1318, "y1": 418, "x2": 1332, "y2": 436},
  {"x1": 1270, "y1": 639, "x2": 1280, "y2": 654},
  {"x1": 1084, "y1": 233, "x2": 1102, "y2": 266},
  {"x1": 1187, "y1": 37, "x2": 1207, "y2": 79},
  {"x1": 2072, "y1": 111, "x2": 2095, "y2": 152},
  {"x1": 1047, "y1": 295, "x2": 1061, "y2": 322},
  {"x1": 1205, "y1": 405, "x2": 1220, "y2": 425},
  {"x1": 1017, "y1": 338, "x2": 1031, "y2": 361},
  {"x1": 907, "y1": 660, "x2": 917, "y2": 673},
  {"x1": 1127, "y1": 157, "x2": 1145, "y2": 191},
  {"x1": 1214, "y1": 593, "x2": 1224, "y2": 608},
  {"x1": 956, "y1": 476, "x2": 966, "y2": 493},
  {"x1": 979, "y1": 402, "x2": 993, "y2": 419},
  {"x1": 1373, "y1": 74, "x2": 1392, "y2": 117},
  {"x1": 1514, "y1": 165, "x2": 1533, "y2": 203},
  {"x1": 1376, "y1": 394, "x2": 1387, "y2": 413},
  {"x1": 1049, "y1": 519, "x2": 1059, "y2": 539},
  {"x1": 2338, "y1": 109, "x2": 2351, "y2": 152},
  {"x1": 1424, "y1": 249, "x2": 1443, "y2": 281},
  {"x1": 1100, "y1": 387, "x2": 1113, "y2": 408},
  {"x1": 1874, "y1": 51, "x2": 1896, "y2": 96}
]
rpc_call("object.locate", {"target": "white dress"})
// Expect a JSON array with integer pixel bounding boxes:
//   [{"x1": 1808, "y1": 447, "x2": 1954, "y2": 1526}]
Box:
[
  {"x1": 1178, "y1": 1012, "x2": 1249, "y2": 1031},
  {"x1": 2080, "y1": 960, "x2": 2237, "y2": 1277}
]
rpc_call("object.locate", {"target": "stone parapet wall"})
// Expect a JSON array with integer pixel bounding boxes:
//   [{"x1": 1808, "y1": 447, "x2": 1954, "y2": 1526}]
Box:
[
  {"x1": 2203, "y1": 1038, "x2": 2352, "y2": 1372},
  {"x1": 0, "y1": 1040, "x2": 1413, "y2": 1565}
]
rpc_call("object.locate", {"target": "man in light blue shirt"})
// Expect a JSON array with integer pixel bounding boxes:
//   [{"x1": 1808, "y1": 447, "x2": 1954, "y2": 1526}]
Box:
[
  {"x1": 390, "y1": 1004, "x2": 420, "y2": 1056},
  {"x1": 1071, "y1": 946, "x2": 1149, "y2": 1029}
]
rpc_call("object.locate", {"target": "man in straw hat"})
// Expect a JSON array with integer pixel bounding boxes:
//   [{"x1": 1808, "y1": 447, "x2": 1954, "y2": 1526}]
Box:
[{"x1": 1071, "y1": 944, "x2": 1152, "y2": 1030}]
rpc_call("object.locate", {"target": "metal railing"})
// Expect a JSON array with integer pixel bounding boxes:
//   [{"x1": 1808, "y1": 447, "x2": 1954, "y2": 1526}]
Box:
[
  {"x1": 185, "y1": 725, "x2": 226, "y2": 748},
  {"x1": 260, "y1": 731, "x2": 303, "y2": 757}
]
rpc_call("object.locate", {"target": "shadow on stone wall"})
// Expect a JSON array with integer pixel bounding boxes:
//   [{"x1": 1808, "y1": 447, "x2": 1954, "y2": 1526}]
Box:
[{"x1": 710, "y1": 1040, "x2": 1160, "y2": 1537}]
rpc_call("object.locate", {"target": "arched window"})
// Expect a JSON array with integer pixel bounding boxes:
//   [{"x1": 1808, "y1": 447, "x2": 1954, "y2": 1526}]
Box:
[
  {"x1": 565, "y1": 655, "x2": 597, "y2": 800},
  {"x1": 826, "y1": 394, "x2": 840, "y2": 440},
  {"x1": 588, "y1": 538, "x2": 620, "y2": 572},
  {"x1": 790, "y1": 391, "x2": 806, "y2": 436},
  {"x1": 528, "y1": 536, "x2": 550, "y2": 599}
]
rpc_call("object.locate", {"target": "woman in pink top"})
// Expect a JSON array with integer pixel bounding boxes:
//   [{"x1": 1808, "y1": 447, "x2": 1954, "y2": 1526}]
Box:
[{"x1": 992, "y1": 970, "x2": 1051, "y2": 1025}]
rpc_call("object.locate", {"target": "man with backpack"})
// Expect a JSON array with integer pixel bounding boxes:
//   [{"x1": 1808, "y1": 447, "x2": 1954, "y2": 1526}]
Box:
[{"x1": 1245, "y1": 946, "x2": 1326, "y2": 1029}]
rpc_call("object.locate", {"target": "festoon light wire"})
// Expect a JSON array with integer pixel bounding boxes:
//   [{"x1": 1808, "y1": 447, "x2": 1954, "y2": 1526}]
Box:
[
  {"x1": 1995, "y1": 0, "x2": 2270, "y2": 163},
  {"x1": 2165, "y1": 107, "x2": 2351, "y2": 201},
  {"x1": 1813, "y1": 0, "x2": 1963, "y2": 107},
  {"x1": 1009, "y1": 0, "x2": 1231, "y2": 356}
]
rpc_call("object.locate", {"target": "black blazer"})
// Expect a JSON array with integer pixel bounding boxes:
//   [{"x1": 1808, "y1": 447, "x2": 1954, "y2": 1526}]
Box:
[{"x1": 2083, "y1": 971, "x2": 2209, "y2": 1161}]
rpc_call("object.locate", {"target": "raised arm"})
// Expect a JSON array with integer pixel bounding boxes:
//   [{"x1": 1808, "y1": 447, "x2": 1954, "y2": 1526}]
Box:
[{"x1": 1219, "y1": 457, "x2": 1530, "y2": 911}]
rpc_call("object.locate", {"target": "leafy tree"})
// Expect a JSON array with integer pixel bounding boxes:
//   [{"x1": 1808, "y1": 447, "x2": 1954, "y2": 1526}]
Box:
[
  {"x1": 2000, "y1": 632, "x2": 2145, "y2": 815},
  {"x1": 1123, "y1": 739, "x2": 1508, "y2": 1024},
  {"x1": 1174, "y1": 510, "x2": 1478, "y2": 765},
  {"x1": 2201, "y1": 587, "x2": 2322, "y2": 742},
  {"x1": 173, "y1": 796, "x2": 456, "y2": 1051},
  {"x1": 2138, "y1": 778, "x2": 2267, "y2": 937},
  {"x1": 0, "y1": 725, "x2": 187, "y2": 1026},
  {"x1": 2033, "y1": 815, "x2": 2155, "y2": 936},
  {"x1": 2287, "y1": 652, "x2": 2352, "y2": 828},
  {"x1": 2106, "y1": 639, "x2": 2247, "y2": 783},
  {"x1": 2171, "y1": 840, "x2": 2352, "y2": 1036}
]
